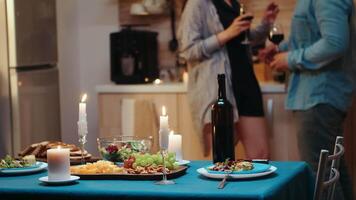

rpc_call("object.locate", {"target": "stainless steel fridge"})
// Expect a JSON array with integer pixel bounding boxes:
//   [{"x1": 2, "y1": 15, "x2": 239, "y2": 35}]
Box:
[{"x1": 0, "y1": 0, "x2": 61, "y2": 157}]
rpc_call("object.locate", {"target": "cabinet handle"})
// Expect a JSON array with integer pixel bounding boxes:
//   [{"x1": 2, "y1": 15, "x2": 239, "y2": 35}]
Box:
[{"x1": 267, "y1": 98, "x2": 274, "y2": 133}]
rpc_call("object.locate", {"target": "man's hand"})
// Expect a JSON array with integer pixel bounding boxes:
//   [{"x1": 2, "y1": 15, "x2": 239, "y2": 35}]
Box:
[{"x1": 270, "y1": 52, "x2": 289, "y2": 71}]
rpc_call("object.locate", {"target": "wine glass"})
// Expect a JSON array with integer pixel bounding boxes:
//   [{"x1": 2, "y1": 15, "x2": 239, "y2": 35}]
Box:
[
  {"x1": 155, "y1": 129, "x2": 175, "y2": 185},
  {"x1": 240, "y1": 3, "x2": 251, "y2": 45},
  {"x1": 268, "y1": 23, "x2": 287, "y2": 83},
  {"x1": 269, "y1": 23, "x2": 284, "y2": 45}
]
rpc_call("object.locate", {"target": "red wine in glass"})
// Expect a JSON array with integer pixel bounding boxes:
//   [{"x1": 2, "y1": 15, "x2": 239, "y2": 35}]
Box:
[
  {"x1": 269, "y1": 23, "x2": 284, "y2": 45},
  {"x1": 269, "y1": 34, "x2": 285, "y2": 45},
  {"x1": 269, "y1": 24, "x2": 287, "y2": 83}
]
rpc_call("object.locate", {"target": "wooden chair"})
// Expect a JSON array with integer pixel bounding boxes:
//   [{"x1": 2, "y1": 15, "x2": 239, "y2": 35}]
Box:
[{"x1": 313, "y1": 136, "x2": 345, "y2": 200}]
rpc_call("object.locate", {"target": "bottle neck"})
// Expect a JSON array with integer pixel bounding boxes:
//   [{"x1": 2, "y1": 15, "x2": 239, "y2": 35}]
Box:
[{"x1": 218, "y1": 78, "x2": 226, "y2": 100}]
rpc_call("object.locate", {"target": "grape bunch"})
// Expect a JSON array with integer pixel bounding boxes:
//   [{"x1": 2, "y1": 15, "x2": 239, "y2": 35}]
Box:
[{"x1": 126, "y1": 152, "x2": 178, "y2": 170}]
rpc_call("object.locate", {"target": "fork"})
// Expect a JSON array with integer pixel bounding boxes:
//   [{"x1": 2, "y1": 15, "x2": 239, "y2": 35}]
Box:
[{"x1": 218, "y1": 170, "x2": 232, "y2": 189}]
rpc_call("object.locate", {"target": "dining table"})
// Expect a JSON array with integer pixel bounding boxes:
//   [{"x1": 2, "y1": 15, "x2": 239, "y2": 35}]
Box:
[{"x1": 0, "y1": 160, "x2": 314, "y2": 200}]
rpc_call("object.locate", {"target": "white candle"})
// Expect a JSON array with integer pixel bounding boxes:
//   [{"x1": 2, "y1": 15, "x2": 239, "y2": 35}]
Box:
[
  {"x1": 78, "y1": 94, "x2": 88, "y2": 137},
  {"x1": 159, "y1": 106, "x2": 169, "y2": 149},
  {"x1": 168, "y1": 132, "x2": 183, "y2": 161},
  {"x1": 47, "y1": 147, "x2": 70, "y2": 181},
  {"x1": 79, "y1": 94, "x2": 87, "y2": 122}
]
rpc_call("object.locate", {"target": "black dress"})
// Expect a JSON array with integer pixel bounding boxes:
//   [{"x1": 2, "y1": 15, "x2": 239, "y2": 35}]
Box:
[{"x1": 212, "y1": 0, "x2": 264, "y2": 117}]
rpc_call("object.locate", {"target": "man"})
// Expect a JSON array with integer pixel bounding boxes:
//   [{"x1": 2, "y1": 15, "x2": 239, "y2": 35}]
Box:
[{"x1": 261, "y1": 0, "x2": 355, "y2": 199}]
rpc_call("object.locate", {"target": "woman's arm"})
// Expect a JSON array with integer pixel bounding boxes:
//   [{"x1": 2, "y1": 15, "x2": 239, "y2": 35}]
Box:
[
  {"x1": 250, "y1": 2, "x2": 279, "y2": 46},
  {"x1": 178, "y1": 1, "x2": 221, "y2": 62},
  {"x1": 250, "y1": 21, "x2": 272, "y2": 46},
  {"x1": 178, "y1": 1, "x2": 250, "y2": 62}
]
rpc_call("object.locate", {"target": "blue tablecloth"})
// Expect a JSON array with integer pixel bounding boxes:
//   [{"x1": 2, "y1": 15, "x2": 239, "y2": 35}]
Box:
[{"x1": 0, "y1": 161, "x2": 314, "y2": 200}]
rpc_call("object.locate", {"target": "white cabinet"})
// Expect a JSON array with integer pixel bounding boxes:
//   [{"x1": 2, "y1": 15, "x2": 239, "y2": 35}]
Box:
[
  {"x1": 98, "y1": 91, "x2": 245, "y2": 160},
  {"x1": 97, "y1": 84, "x2": 294, "y2": 161},
  {"x1": 263, "y1": 94, "x2": 300, "y2": 161}
]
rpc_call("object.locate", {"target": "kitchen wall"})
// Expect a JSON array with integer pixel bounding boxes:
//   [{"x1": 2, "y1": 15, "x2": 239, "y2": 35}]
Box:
[{"x1": 57, "y1": 0, "x2": 119, "y2": 154}]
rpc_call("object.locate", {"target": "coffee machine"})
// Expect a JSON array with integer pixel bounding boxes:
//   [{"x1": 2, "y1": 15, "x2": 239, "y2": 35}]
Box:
[{"x1": 110, "y1": 26, "x2": 159, "y2": 84}]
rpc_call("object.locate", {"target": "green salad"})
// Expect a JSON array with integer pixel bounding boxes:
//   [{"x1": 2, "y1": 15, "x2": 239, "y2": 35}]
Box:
[
  {"x1": 0, "y1": 155, "x2": 36, "y2": 169},
  {"x1": 99, "y1": 141, "x2": 147, "y2": 162}
]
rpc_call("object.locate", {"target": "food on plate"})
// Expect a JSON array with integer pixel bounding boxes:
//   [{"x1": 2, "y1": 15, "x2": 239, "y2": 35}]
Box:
[
  {"x1": 208, "y1": 160, "x2": 254, "y2": 172},
  {"x1": 128, "y1": 152, "x2": 178, "y2": 170},
  {"x1": 98, "y1": 141, "x2": 149, "y2": 162},
  {"x1": 0, "y1": 155, "x2": 36, "y2": 169},
  {"x1": 71, "y1": 152, "x2": 179, "y2": 175},
  {"x1": 70, "y1": 160, "x2": 125, "y2": 174},
  {"x1": 18, "y1": 141, "x2": 92, "y2": 162},
  {"x1": 22, "y1": 155, "x2": 36, "y2": 166}
]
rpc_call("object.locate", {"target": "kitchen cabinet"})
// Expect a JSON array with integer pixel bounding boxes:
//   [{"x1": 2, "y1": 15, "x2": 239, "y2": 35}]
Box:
[
  {"x1": 97, "y1": 83, "x2": 296, "y2": 161},
  {"x1": 263, "y1": 94, "x2": 299, "y2": 161},
  {"x1": 99, "y1": 93, "x2": 179, "y2": 138}
]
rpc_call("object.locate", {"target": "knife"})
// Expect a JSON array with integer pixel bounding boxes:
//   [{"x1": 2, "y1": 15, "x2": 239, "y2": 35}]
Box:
[{"x1": 242, "y1": 159, "x2": 270, "y2": 164}]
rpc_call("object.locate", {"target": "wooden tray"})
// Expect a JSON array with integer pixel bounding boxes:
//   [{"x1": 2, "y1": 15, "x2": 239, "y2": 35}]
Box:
[
  {"x1": 72, "y1": 166, "x2": 188, "y2": 180},
  {"x1": 36, "y1": 157, "x2": 101, "y2": 165}
]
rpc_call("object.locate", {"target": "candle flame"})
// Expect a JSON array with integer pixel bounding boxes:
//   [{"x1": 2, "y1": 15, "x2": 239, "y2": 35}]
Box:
[
  {"x1": 81, "y1": 93, "x2": 87, "y2": 103},
  {"x1": 57, "y1": 146, "x2": 61, "y2": 150},
  {"x1": 170, "y1": 130, "x2": 174, "y2": 136},
  {"x1": 162, "y1": 106, "x2": 167, "y2": 116}
]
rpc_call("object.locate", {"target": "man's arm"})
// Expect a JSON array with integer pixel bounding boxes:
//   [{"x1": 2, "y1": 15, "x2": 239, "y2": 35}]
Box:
[{"x1": 288, "y1": 0, "x2": 352, "y2": 71}]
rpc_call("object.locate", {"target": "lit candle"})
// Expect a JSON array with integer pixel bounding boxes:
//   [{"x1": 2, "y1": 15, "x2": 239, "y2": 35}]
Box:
[
  {"x1": 47, "y1": 147, "x2": 70, "y2": 181},
  {"x1": 168, "y1": 131, "x2": 183, "y2": 161},
  {"x1": 79, "y1": 94, "x2": 87, "y2": 122},
  {"x1": 78, "y1": 94, "x2": 88, "y2": 137},
  {"x1": 159, "y1": 106, "x2": 169, "y2": 149}
]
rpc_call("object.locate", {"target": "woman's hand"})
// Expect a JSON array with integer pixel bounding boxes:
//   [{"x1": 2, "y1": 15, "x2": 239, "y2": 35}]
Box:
[
  {"x1": 259, "y1": 44, "x2": 278, "y2": 64},
  {"x1": 262, "y1": 2, "x2": 279, "y2": 24},
  {"x1": 217, "y1": 13, "x2": 253, "y2": 46}
]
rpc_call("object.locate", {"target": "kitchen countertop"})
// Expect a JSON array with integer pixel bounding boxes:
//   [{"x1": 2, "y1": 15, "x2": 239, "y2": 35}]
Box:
[{"x1": 96, "y1": 82, "x2": 286, "y2": 94}]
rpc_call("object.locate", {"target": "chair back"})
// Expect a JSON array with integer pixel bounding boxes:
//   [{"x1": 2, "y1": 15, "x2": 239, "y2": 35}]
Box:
[
  {"x1": 327, "y1": 136, "x2": 344, "y2": 200},
  {"x1": 313, "y1": 136, "x2": 344, "y2": 200}
]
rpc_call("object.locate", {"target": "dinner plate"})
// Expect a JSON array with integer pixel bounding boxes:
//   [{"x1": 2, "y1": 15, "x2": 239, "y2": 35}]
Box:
[
  {"x1": 206, "y1": 163, "x2": 271, "y2": 174},
  {"x1": 175, "y1": 160, "x2": 190, "y2": 166},
  {"x1": 0, "y1": 162, "x2": 47, "y2": 175},
  {"x1": 197, "y1": 165, "x2": 277, "y2": 179},
  {"x1": 39, "y1": 175, "x2": 80, "y2": 185}
]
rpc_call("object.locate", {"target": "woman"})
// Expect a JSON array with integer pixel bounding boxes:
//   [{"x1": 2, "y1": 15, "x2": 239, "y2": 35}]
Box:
[{"x1": 178, "y1": 0, "x2": 279, "y2": 159}]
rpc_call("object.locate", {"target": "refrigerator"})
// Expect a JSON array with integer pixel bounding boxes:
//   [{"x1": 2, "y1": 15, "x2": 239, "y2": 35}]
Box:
[{"x1": 0, "y1": 0, "x2": 61, "y2": 157}]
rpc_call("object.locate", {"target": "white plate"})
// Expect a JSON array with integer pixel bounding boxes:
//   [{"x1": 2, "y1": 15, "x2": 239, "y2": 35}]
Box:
[
  {"x1": 39, "y1": 175, "x2": 80, "y2": 185},
  {"x1": 197, "y1": 166, "x2": 277, "y2": 179},
  {"x1": 0, "y1": 162, "x2": 47, "y2": 175},
  {"x1": 175, "y1": 160, "x2": 190, "y2": 166}
]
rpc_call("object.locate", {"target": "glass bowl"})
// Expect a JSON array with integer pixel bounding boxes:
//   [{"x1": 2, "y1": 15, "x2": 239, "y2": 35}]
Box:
[{"x1": 97, "y1": 136, "x2": 152, "y2": 162}]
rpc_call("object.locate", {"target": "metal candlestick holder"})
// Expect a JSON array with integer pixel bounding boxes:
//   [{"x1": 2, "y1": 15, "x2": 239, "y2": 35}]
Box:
[
  {"x1": 78, "y1": 120, "x2": 88, "y2": 164},
  {"x1": 78, "y1": 135, "x2": 87, "y2": 164}
]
